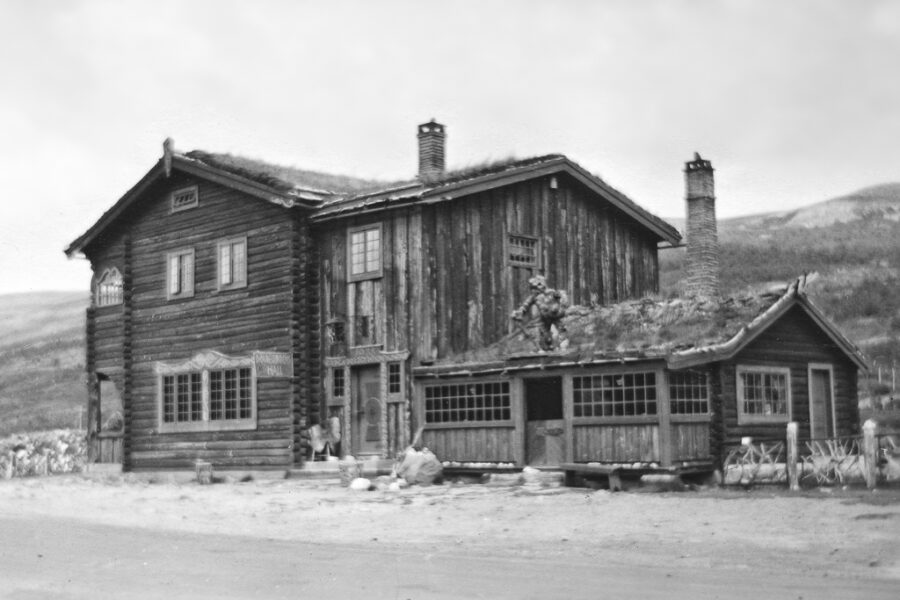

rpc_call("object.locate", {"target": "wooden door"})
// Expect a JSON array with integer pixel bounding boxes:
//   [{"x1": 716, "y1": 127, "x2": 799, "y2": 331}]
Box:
[
  {"x1": 525, "y1": 377, "x2": 565, "y2": 466},
  {"x1": 352, "y1": 366, "x2": 383, "y2": 456},
  {"x1": 809, "y1": 366, "x2": 835, "y2": 439}
]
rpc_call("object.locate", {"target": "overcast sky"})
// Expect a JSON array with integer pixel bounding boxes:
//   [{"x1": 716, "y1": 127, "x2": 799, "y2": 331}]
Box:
[{"x1": 2, "y1": 0, "x2": 898, "y2": 295}]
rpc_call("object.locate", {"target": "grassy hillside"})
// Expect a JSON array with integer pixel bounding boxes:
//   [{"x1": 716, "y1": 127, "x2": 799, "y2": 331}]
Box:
[
  {"x1": 0, "y1": 291, "x2": 88, "y2": 435},
  {"x1": 662, "y1": 182, "x2": 900, "y2": 395}
]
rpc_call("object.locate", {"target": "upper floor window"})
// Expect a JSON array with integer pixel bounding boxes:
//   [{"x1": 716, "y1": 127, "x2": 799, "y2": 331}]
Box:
[
  {"x1": 507, "y1": 234, "x2": 540, "y2": 268},
  {"x1": 96, "y1": 268, "x2": 123, "y2": 307},
  {"x1": 167, "y1": 248, "x2": 195, "y2": 300},
  {"x1": 736, "y1": 366, "x2": 791, "y2": 424},
  {"x1": 170, "y1": 186, "x2": 199, "y2": 213},
  {"x1": 217, "y1": 237, "x2": 247, "y2": 290},
  {"x1": 348, "y1": 224, "x2": 382, "y2": 281}
]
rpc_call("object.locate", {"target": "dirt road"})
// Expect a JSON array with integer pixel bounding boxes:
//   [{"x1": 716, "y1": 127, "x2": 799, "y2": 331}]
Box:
[{"x1": 1, "y1": 475, "x2": 898, "y2": 599}]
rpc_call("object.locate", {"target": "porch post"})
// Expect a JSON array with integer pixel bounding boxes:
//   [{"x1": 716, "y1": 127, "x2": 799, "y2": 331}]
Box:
[
  {"x1": 786, "y1": 421, "x2": 800, "y2": 491},
  {"x1": 862, "y1": 419, "x2": 878, "y2": 490},
  {"x1": 657, "y1": 368, "x2": 672, "y2": 467}
]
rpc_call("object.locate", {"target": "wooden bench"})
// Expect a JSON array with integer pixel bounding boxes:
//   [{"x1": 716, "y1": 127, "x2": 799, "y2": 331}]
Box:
[{"x1": 560, "y1": 463, "x2": 623, "y2": 491}]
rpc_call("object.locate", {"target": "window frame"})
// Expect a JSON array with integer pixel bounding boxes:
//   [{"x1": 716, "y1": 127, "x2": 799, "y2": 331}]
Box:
[
  {"x1": 422, "y1": 380, "x2": 513, "y2": 427},
  {"x1": 166, "y1": 247, "x2": 195, "y2": 300},
  {"x1": 668, "y1": 370, "x2": 711, "y2": 417},
  {"x1": 328, "y1": 366, "x2": 347, "y2": 407},
  {"x1": 216, "y1": 236, "x2": 248, "y2": 291},
  {"x1": 736, "y1": 365, "x2": 792, "y2": 425},
  {"x1": 95, "y1": 267, "x2": 124, "y2": 307},
  {"x1": 157, "y1": 364, "x2": 257, "y2": 433},
  {"x1": 347, "y1": 223, "x2": 383, "y2": 282},
  {"x1": 506, "y1": 233, "x2": 542, "y2": 269},
  {"x1": 170, "y1": 185, "x2": 199, "y2": 213},
  {"x1": 572, "y1": 370, "x2": 659, "y2": 420}
]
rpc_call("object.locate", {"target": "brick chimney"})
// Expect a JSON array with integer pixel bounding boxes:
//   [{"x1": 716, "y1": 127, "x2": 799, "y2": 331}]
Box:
[
  {"x1": 684, "y1": 153, "x2": 720, "y2": 298},
  {"x1": 417, "y1": 119, "x2": 446, "y2": 179}
]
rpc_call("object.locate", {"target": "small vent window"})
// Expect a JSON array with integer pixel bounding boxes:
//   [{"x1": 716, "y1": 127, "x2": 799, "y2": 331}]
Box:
[
  {"x1": 171, "y1": 186, "x2": 199, "y2": 212},
  {"x1": 508, "y1": 234, "x2": 540, "y2": 267}
]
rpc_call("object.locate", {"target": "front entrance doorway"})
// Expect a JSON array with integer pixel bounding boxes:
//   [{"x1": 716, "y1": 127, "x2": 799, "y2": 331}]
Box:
[
  {"x1": 524, "y1": 377, "x2": 565, "y2": 466},
  {"x1": 352, "y1": 366, "x2": 383, "y2": 457},
  {"x1": 809, "y1": 365, "x2": 835, "y2": 439}
]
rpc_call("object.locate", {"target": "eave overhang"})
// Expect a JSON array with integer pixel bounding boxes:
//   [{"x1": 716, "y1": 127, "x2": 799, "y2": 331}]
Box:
[{"x1": 65, "y1": 155, "x2": 321, "y2": 258}]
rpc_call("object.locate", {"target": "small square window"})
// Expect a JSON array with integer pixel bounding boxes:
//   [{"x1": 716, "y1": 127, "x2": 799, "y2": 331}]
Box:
[
  {"x1": 218, "y1": 237, "x2": 248, "y2": 290},
  {"x1": 348, "y1": 224, "x2": 382, "y2": 281},
  {"x1": 170, "y1": 186, "x2": 199, "y2": 212},
  {"x1": 508, "y1": 234, "x2": 540, "y2": 268},
  {"x1": 166, "y1": 248, "x2": 195, "y2": 300}
]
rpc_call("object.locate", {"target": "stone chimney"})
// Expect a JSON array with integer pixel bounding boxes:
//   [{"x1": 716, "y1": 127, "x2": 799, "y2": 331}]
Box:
[
  {"x1": 417, "y1": 119, "x2": 446, "y2": 178},
  {"x1": 684, "y1": 152, "x2": 719, "y2": 298}
]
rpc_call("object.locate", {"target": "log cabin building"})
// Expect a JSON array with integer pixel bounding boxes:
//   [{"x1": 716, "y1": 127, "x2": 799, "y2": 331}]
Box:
[{"x1": 65, "y1": 121, "x2": 866, "y2": 473}]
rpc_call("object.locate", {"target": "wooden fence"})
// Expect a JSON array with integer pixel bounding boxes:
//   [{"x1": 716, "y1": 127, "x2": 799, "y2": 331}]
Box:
[{"x1": 722, "y1": 419, "x2": 898, "y2": 490}]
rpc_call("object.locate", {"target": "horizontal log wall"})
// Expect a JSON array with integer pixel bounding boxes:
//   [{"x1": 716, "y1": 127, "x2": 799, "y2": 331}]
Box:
[
  {"x1": 422, "y1": 426, "x2": 517, "y2": 463},
  {"x1": 86, "y1": 172, "x2": 307, "y2": 471},
  {"x1": 572, "y1": 423, "x2": 660, "y2": 463},
  {"x1": 718, "y1": 305, "x2": 859, "y2": 449}
]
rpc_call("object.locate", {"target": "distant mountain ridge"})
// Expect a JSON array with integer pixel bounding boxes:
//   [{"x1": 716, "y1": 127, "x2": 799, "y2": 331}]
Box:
[{"x1": 666, "y1": 182, "x2": 900, "y2": 234}]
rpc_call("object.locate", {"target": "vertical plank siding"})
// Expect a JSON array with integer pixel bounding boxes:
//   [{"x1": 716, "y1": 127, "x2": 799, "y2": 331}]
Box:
[
  {"x1": 572, "y1": 423, "x2": 660, "y2": 463},
  {"x1": 422, "y1": 427, "x2": 517, "y2": 463},
  {"x1": 319, "y1": 174, "x2": 662, "y2": 367},
  {"x1": 670, "y1": 422, "x2": 711, "y2": 461}
]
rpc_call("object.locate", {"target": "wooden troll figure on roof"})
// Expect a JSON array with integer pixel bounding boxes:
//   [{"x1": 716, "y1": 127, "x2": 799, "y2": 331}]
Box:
[{"x1": 511, "y1": 274, "x2": 570, "y2": 352}]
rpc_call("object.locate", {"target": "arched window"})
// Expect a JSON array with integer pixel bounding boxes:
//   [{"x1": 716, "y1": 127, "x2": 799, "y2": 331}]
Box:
[{"x1": 96, "y1": 268, "x2": 123, "y2": 307}]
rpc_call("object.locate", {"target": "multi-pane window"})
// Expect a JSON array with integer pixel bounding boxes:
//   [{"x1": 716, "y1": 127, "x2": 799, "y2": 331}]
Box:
[
  {"x1": 209, "y1": 368, "x2": 253, "y2": 421},
  {"x1": 332, "y1": 368, "x2": 345, "y2": 399},
  {"x1": 573, "y1": 372, "x2": 658, "y2": 417},
  {"x1": 96, "y1": 268, "x2": 123, "y2": 307},
  {"x1": 508, "y1": 234, "x2": 540, "y2": 267},
  {"x1": 171, "y1": 186, "x2": 199, "y2": 212},
  {"x1": 349, "y1": 225, "x2": 382, "y2": 280},
  {"x1": 737, "y1": 366, "x2": 790, "y2": 423},
  {"x1": 167, "y1": 248, "x2": 195, "y2": 299},
  {"x1": 388, "y1": 363, "x2": 402, "y2": 394},
  {"x1": 424, "y1": 382, "x2": 511, "y2": 424},
  {"x1": 162, "y1": 373, "x2": 202, "y2": 423},
  {"x1": 160, "y1": 365, "x2": 255, "y2": 432},
  {"x1": 218, "y1": 237, "x2": 247, "y2": 289},
  {"x1": 669, "y1": 371, "x2": 710, "y2": 415}
]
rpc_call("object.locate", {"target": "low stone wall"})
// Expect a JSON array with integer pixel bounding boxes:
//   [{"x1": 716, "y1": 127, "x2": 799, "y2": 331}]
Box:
[{"x1": 1, "y1": 430, "x2": 87, "y2": 479}]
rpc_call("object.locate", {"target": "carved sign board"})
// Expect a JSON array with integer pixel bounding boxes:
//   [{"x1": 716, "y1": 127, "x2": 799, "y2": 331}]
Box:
[{"x1": 253, "y1": 351, "x2": 293, "y2": 378}]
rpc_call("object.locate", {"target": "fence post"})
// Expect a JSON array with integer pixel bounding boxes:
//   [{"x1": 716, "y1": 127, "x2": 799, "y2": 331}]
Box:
[
  {"x1": 862, "y1": 419, "x2": 878, "y2": 490},
  {"x1": 786, "y1": 422, "x2": 800, "y2": 491}
]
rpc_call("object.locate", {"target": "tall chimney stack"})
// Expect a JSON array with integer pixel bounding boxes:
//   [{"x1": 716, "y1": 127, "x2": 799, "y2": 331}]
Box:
[
  {"x1": 684, "y1": 153, "x2": 719, "y2": 298},
  {"x1": 417, "y1": 119, "x2": 446, "y2": 179}
]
